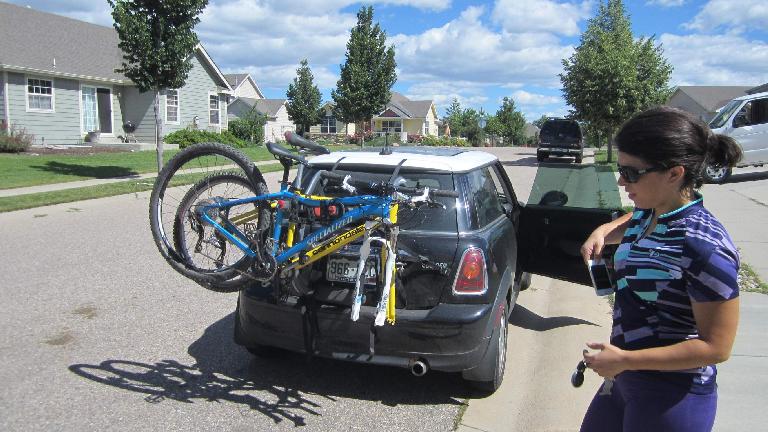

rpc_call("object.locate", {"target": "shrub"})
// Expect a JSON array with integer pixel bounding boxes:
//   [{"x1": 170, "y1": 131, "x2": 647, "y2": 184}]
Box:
[
  {"x1": 228, "y1": 118, "x2": 264, "y2": 145},
  {"x1": 347, "y1": 130, "x2": 374, "y2": 144},
  {"x1": 407, "y1": 133, "x2": 423, "y2": 144},
  {"x1": 164, "y1": 129, "x2": 248, "y2": 149},
  {"x1": 0, "y1": 123, "x2": 34, "y2": 153},
  {"x1": 421, "y1": 135, "x2": 470, "y2": 147}
]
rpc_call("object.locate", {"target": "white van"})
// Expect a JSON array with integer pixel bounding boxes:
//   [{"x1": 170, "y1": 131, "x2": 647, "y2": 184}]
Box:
[{"x1": 706, "y1": 91, "x2": 768, "y2": 183}]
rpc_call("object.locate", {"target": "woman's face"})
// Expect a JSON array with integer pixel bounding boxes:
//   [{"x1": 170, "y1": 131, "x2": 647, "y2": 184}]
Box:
[{"x1": 616, "y1": 151, "x2": 669, "y2": 209}]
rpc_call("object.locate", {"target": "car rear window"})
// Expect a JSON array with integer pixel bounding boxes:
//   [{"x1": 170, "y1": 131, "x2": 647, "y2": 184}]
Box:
[
  {"x1": 540, "y1": 120, "x2": 581, "y2": 140},
  {"x1": 301, "y1": 167, "x2": 458, "y2": 232}
]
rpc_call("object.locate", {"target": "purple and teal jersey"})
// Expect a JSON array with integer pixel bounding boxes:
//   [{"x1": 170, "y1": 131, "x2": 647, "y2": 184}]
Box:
[{"x1": 611, "y1": 195, "x2": 739, "y2": 393}]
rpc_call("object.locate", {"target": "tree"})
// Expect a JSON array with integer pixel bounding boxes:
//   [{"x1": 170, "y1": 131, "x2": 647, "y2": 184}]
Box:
[
  {"x1": 532, "y1": 114, "x2": 549, "y2": 129},
  {"x1": 285, "y1": 59, "x2": 322, "y2": 135},
  {"x1": 109, "y1": 0, "x2": 208, "y2": 171},
  {"x1": 443, "y1": 98, "x2": 464, "y2": 137},
  {"x1": 494, "y1": 97, "x2": 527, "y2": 146},
  {"x1": 332, "y1": 6, "x2": 397, "y2": 146},
  {"x1": 560, "y1": 0, "x2": 672, "y2": 162},
  {"x1": 228, "y1": 107, "x2": 266, "y2": 145}
]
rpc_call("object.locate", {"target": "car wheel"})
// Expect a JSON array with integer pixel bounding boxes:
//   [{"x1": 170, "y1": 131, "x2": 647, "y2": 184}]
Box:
[
  {"x1": 464, "y1": 302, "x2": 508, "y2": 393},
  {"x1": 575, "y1": 156, "x2": 583, "y2": 164},
  {"x1": 704, "y1": 165, "x2": 732, "y2": 184},
  {"x1": 537, "y1": 154, "x2": 546, "y2": 162}
]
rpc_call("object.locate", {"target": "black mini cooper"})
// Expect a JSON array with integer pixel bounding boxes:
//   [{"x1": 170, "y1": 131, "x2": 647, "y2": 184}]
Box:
[{"x1": 234, "y1": 146, "x2": 617, "y2": 393}]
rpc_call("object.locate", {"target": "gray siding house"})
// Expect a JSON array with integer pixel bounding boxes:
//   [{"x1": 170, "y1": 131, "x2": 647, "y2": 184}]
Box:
[
  {"x1": 0, "y1": 2, "x2": 232, "y2": 146},
  {"x1": 667, "y1": 86, "x2": 753, "y2": 122}
]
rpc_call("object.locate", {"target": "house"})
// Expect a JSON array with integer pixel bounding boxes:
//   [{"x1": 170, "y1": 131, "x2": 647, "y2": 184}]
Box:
[
  {"x1": 371, "y1": 92, "x2": 438, "y2": 139},
  {"x1": 309, "y1": 102, "x2": 356, "y2": 137},
  {"x1": 228, "y1": 97, "x2": 295, "y2": 143},
  {"x1": 224, "y1": 73, "x2": 264, "y2": 100},
  {"x1": 0, "y1": 2, "x2": 232, "y2": 146},
  {"x1": 667, "y1": 86, "x2": 753, "y2": 122}
]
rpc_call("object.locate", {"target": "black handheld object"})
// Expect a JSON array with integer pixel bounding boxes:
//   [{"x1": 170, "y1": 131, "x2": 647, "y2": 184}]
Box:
[{"x1": 571, "y1": 360, "x2": 587, "y2": 387}]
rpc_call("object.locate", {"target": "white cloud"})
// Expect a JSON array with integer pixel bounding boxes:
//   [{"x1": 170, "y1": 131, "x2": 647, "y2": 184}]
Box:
[
  {"x1": 511, "y1": 90, "x2": 563, "y2": 106},
  {"x1": 646, "y1": 0, "x2": 686, "y2": 7},
  {"x1": 402, "y1": 82, "x2": 489, "y2": 115},
  {"x1": 391, "y1": 6, "x2": 575, "y2": 89},
  {"x1": 491, "y1": 0, "x2": 593, "y2": 37},
  {"x1": 661, "y1": 33, "x2": 768, "y2": 85},
  {"x1": 686, "y1": 0, "x2": 768, "y2": 33}
]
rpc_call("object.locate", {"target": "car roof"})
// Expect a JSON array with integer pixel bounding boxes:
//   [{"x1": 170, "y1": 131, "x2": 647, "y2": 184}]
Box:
[
  {"x1": 731, "y1": 91, "x2": 768, "y2": 102},
  {"x1": 307, "y1": 146, "x2": 498, "y2": 173}
]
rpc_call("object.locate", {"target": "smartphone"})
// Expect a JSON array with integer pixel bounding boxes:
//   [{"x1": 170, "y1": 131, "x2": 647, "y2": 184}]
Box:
[{"x1": 588, "y1": 258, "x2": 614, "y2": 296}]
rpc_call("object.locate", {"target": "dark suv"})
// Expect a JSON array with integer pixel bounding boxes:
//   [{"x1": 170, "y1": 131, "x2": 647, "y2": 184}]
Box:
[
  {"x1": 537, "y1": 118, "x2": 584, "y2": 163},
  {"x1": 234, "y1": 146, "x2": 616, "y2": 393}
]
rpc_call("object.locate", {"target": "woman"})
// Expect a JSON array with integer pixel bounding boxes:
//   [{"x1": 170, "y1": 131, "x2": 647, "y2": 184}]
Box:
[{"x1": 579, "y1": 106, "x2": 742, "y2": 432}]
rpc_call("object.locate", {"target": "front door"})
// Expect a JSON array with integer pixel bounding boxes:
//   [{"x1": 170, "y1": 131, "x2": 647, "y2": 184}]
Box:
[{"x1": 82, "y1": 86, "x2": 113, "y2": 134}]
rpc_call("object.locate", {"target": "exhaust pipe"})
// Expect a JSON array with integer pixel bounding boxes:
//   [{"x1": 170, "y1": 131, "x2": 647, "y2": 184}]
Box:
[{"x1": 410, "y1": 358, "x2": 429, "y2": 377}]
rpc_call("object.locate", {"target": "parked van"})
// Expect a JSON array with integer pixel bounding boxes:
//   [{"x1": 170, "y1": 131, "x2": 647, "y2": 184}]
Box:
[{"x1": 706, "y1": 91, "x2": 768, "y2": 183}]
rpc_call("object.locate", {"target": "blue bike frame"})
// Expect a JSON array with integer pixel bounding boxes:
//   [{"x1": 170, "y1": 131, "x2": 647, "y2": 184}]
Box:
[{"x1": 199, "y1": 191, "x2": 393, "y2": 265}]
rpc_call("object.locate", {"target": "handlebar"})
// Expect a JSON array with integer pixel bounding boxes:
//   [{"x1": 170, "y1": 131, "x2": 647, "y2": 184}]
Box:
[
  {"x1": 318, "y1": 170, "x2": 458, "y2": 199},
  {"x1": 284, "y1": 131, "x2": 330, "y2": 155}
]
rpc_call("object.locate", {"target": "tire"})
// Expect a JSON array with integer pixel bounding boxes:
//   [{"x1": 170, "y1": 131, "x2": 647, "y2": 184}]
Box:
[
  {"x1": 172, "y1": 173, "x2": 269, "y2": 292},
  {"x1": 704, "y1": 165, "x2": 732, "y2": 184},
  {"x1": 464, "y1": 302, "x2": 508, "y2": 393},
  {"x1": 575, "y1": 156, "x2": 583, "y2": 164},
  {"x1": 149, "y1": 142, "x2": 270, "y2": 292},
  {"x1": 537, "y1": 153, "x2": 546, "y2": 162}
]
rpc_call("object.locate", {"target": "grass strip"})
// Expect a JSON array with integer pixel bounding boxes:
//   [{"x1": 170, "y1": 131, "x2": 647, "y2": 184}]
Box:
[
  {"x1": 740, "y1": 261, "x2": 768, "y2": 294},
  {"x1": 0, "y1": 163, "x2": 283, "y2": 213}
]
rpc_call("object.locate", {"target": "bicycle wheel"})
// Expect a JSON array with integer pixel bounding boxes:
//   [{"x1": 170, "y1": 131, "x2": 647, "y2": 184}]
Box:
[{"x1": 149, "y1": 142, "x2": 270, "y2": 292}]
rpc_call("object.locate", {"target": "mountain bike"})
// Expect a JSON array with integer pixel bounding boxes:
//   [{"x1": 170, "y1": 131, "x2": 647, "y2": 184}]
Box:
[{"x1": 148, "y1": 132, "x2": 457, "y2": 325}]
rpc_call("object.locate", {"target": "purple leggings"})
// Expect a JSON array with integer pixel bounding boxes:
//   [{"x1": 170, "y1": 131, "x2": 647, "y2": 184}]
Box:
[{"x1": 580, "y1": 371, "x2": 717, "y2": 432}]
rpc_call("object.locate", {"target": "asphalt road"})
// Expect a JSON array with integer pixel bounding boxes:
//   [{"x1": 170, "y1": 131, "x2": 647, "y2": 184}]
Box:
[{"x1": 1, "y1": 147, "x2": 765, "y2": 431}]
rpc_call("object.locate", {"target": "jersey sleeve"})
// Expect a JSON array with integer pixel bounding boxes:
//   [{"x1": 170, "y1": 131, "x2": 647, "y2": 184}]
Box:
[{"x1": 683, "y1": 232, "x2": 740, "y2": 302}]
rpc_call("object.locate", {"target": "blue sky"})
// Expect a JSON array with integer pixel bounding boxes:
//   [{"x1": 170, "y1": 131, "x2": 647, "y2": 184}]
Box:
[{"x1": 8, "y1": 0, "x2": 768, "y2": 121}]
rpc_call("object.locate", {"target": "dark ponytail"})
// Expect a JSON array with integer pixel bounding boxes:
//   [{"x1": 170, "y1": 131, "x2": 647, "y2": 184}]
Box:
[{"x1": 615, "y1": 106, "x2": 743, "y2": 189}]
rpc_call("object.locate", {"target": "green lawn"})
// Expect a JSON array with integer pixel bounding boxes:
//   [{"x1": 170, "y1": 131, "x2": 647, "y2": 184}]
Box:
[
  {"x1": 0, "y1": 147, "x2": 279, "y2": 190},
  {"x1": 0, "y1": 163, "x2": 284, "y2": 213},
  {"x1": 593, "y1": 148, "x2": 618, "y2": 170}
]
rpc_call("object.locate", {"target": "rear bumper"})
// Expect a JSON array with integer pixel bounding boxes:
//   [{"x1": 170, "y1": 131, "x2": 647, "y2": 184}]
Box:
[
  {"x1": 235, "y1": 285, "x2": 494, "y2": 373},
  {"x1": 538, "y1": 147, "x2": 582, "y2": 156}
]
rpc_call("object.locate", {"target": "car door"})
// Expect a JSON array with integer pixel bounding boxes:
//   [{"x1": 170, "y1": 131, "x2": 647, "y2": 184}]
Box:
[{"x1": 517, "y1": 203, "x2": 622, "y2": 286}]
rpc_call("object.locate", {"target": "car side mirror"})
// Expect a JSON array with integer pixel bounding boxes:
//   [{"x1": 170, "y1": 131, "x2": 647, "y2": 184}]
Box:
[{"x1": 733, "y1": 113, "x2": 747, "y2": 128}]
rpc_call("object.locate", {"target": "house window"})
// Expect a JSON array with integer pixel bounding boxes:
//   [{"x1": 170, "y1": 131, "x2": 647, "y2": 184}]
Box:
[
  {"x1": 423, "y1": 121, "x2": 430, "y2": 135},
  {"x1": 382, "y1": 120, "x2": 401, "y2": 133},
  {"x1": 209, "y1": 94, "x2": 219, "y2": 125},
  {"x1": 81, "y1": 86, "x2": 98, "y2": 132},
  {"x1": 166, "y1": 90, "x2": 179, "y2": 124},
  {"x1": 321, "y1": 114, "x2": 336, "y2": 133},
  {"x1": 28, "y1": 78, "x2": 53, "y2": 111}
]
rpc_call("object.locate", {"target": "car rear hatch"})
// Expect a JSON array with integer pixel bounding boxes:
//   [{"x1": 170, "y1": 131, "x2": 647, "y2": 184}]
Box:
[
  {"x1": 301, "y1": 167, "x2": 460, "y2": 310},
  {"x1": 540, "y1": 120, "x2": 582, "y2": 149}
]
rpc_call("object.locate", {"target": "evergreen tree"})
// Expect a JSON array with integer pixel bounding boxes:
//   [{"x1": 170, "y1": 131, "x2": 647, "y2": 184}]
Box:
[
  {"x1": 495, "y1": 97, "x2": 527, "y2": 146},
  {"x1": 443, "y1": 98, "x2": 464, "y2": 137},
  {"x1": 109, "y1": 0, "x2": 208, "y2": 171},
  {"x1": 286, "y1": 59, "x2": 323, "y2": 135},
  {"x1": 332, "y1": 6, "x2": 397, "y2": 146},
  {"x1": 560, "y1": 0, "x2": 672, "y2": 161}
]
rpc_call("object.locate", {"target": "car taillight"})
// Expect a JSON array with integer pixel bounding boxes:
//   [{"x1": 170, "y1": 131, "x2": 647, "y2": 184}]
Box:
[{"x1": 452, "y1": 247, "x2": 487, "y2": 295}]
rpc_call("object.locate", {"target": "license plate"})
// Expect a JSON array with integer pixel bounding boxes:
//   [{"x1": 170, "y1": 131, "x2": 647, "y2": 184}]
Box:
[{"x1": 327, "y1": 256, "x2": 377, "y2": 283}]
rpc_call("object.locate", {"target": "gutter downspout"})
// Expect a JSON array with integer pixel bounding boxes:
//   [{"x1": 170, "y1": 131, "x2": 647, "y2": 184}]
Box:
[{"x1": 2, "y1": 71, "x2": 9, "y2": 130}]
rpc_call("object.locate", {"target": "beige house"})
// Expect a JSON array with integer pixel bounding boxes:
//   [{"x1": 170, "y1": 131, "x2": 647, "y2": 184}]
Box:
[
  {"x1": 667, "y1": 86, "x2": 753, "y2": 122},
  {"x1": 224, "y1": 73, "x2": 264, "y2": 100},
  {"x1": 371, "y1": 92, "x2": 438, "y2": 139},
  {"x1": 309, "y1": 102, "x2": 356, "y2": 136}
]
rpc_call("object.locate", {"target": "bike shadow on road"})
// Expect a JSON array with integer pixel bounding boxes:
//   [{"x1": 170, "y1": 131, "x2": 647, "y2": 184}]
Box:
[
  {"x1": 68, "y1": 312, "x2": 472, "y2": 427},
  {"x1": 508, "y1": 304, "x2": 598, "y2": 332}
]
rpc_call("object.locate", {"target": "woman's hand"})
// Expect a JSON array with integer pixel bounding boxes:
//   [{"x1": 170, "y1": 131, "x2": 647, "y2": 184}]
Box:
[
  {"x1": 581, "y1": 227, "x2": 606, "y2": 264},
  {"x1": 583, "y1": 342, "x2": 629, "y2": 379}
]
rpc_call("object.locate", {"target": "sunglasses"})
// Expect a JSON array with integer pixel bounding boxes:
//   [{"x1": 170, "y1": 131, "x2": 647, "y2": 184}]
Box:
[{"x1": 617, "y1": 164, "x2": 666, "y2": 183}]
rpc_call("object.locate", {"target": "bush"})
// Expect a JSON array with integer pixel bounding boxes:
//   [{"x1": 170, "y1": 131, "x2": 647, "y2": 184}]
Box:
[
  {"x1": 347, "y1": 131, "x2": 374, "y2": 144},
  {"x1": 407, "y1": 133, "x2": 423, "y2": 143},
  {"x1": 421, "y1": 135, "x2": 470, "y2": 147},
  {"x1": 0, "y1": 123, "x2": 34, "y2": 153},
  {"x1": 164, "y1": 129, "x2": 249, "y2": 149},
  {"x1": 228, "y1": 118, "x2": 264, "y2": 145}
]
